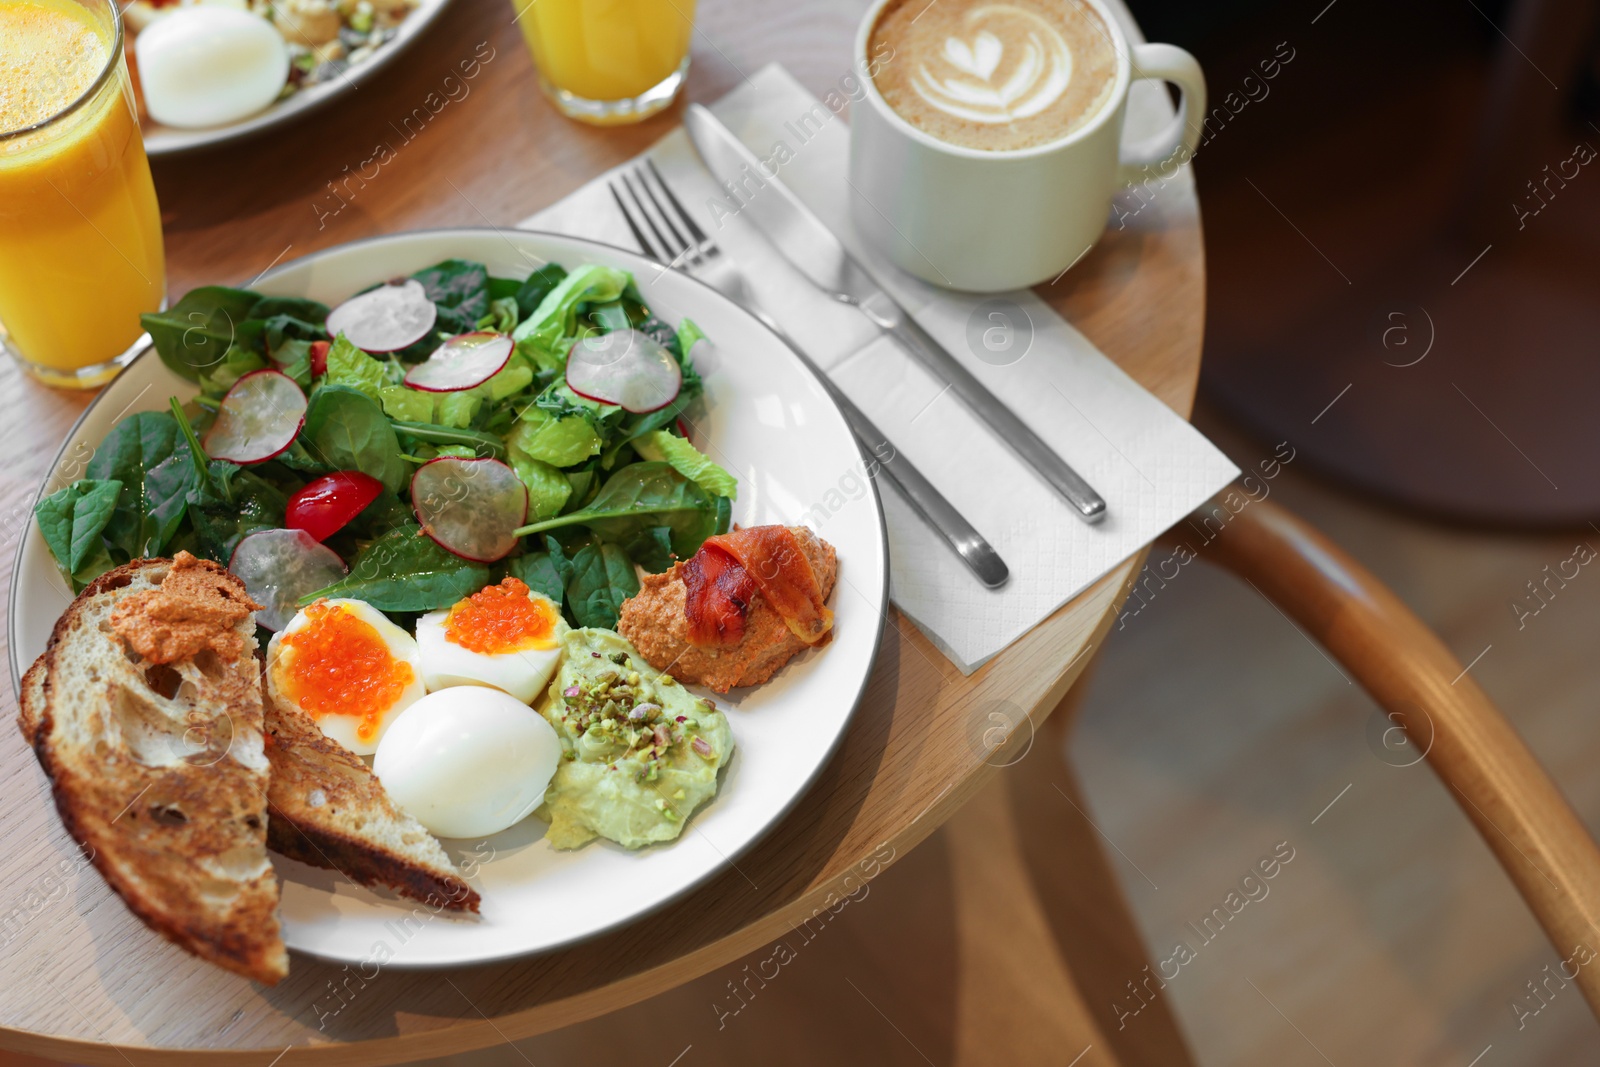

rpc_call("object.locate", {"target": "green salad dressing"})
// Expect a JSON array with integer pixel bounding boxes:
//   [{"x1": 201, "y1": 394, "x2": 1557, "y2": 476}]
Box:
[{"x1": 537, "y1": 628, "x2": 733, "y2": 850}]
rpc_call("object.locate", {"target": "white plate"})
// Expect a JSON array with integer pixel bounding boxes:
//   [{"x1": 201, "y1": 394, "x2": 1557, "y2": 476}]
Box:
[
  {"x1": 8, "y1": 228, "x2": 888, "y2": 968},
  {"x1": 139, "y1": 0, "x2": 454, "y2": 156}
]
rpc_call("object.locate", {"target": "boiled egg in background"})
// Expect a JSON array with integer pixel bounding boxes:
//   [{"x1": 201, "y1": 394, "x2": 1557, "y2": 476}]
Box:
[
  {"x1": 415, "y1": 577, "x2": 569, "y2": 703},
  {"x1": 135, "y1": 6, "x2": 288, "y2": 128},
  {"x1": 373, "y1": 687, "x2": 563, "y2": 839},
  {"x1": 266, "y1": 598, "x2": 426, "y2": 755}
]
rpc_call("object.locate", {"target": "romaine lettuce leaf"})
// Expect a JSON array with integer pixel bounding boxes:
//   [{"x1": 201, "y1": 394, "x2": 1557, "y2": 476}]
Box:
[
  {"x1": 631, "y1": 430, "x2": 737, "y2": 499},
  {"x1": 509, "y1": 407, "x2": 602, "y2": 467}
]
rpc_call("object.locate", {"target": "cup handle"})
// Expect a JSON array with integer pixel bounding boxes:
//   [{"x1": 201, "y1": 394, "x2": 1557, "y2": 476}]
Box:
[{"x1": 1116, "y1": 43, "x2": 1207, "y2": 184}]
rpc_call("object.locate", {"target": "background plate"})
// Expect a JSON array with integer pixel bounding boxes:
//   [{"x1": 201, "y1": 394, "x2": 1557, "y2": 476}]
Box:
[
  {"x1": 139, "y1": 0, "x2": 454, "y2": 156},
  {"x1": 8, "y1": 228, "x2": 888, "y2": 968}
]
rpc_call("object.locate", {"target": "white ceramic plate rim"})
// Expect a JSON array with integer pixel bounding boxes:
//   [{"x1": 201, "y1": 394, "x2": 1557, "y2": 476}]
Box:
[
  {"x1": 8, "y1": 227, "x2": 889, "y2": 967},
  {"x1": 139, "y1": 0, "x2": 455, "y2": 156}
]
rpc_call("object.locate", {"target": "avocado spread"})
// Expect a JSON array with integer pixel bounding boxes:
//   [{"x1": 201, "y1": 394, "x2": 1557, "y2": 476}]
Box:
[{"x1": 537, "y1": 628, "x2": 734, "y2": 849}]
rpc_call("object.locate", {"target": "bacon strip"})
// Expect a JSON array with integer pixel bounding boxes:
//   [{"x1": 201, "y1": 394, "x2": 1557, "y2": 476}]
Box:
[
  {"x1": 705, "y1": 526, "x2": 833, "y2": 646},
  {"x1": 682, "y1": 542, "x2": 757, "y2": 649}
]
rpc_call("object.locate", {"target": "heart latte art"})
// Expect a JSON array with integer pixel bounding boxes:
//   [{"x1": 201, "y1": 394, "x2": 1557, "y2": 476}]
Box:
[
  {"x1": 870, "y1": 0, "x2": 1117, "y2": 151},
  {"x1": 916, "y1": 9, "x2": 1073, "y2": 124}
]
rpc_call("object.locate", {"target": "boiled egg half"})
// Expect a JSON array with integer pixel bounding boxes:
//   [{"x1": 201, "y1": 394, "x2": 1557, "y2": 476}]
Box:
[
  {"x1": 135, "y1": 6, "x2": 289, "y2": 129},
  {"x1": 415, "y1": 577, "x2": 568, "y2": 703},
  {"x1": 373, "y1": 687, "x2": 562, "y2": 839},
  {"x1": 266, "y1": 598, "x2": 426, "y2": 755}
]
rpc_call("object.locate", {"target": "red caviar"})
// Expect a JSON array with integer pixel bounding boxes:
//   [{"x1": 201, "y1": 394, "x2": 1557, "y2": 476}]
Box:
[
  {"x1": 277, "y1": 601, "x2": 414, "y2": 743},
  {"x1": 444, "y1": 577, "x2": 559, "y2": 654}
]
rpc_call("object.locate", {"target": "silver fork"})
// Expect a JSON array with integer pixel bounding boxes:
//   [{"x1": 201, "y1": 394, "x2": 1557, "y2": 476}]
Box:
[{"x1": 610, "y1": 159, "x2": 1009, "y2": 590}]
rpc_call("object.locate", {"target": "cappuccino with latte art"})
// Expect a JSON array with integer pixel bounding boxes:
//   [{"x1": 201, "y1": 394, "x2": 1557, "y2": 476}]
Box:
[{"x1": 868, "y1": 0, "x2": 1118, "y2": 151}]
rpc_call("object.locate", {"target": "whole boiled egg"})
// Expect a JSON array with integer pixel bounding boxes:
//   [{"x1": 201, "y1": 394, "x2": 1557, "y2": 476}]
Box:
[
  {"x1": 415, "y1": 578, "x2": 569, "y2": 703},
  {"x1": 266, "y1": 598, "x2": 426, "y2": 755},
  {"x1": 135, "y1": 6, "x2": 288, "y2": 129},
  {"x1": 372, "y1": 687, "x2": 562, "y2": 839}
]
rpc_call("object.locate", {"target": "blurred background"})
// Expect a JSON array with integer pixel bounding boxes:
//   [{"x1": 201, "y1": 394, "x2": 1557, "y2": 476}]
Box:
[{"x1": 6, "y1": 0, "x2": 1599, "y2": 1063}]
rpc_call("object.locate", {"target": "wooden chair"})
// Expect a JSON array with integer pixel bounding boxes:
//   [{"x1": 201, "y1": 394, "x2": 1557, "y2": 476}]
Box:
[{"x1": 949, "y1": 495, "x2": 1600, "y2": 1065}]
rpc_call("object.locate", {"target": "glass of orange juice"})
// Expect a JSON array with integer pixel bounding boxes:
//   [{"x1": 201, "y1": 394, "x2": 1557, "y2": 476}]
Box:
[
  {"x1": 514, "y1": 0, "x2": 696, "y2": 125},
  {"x1": 0, "y1": 0, "x2": 165, "y2": 389}
]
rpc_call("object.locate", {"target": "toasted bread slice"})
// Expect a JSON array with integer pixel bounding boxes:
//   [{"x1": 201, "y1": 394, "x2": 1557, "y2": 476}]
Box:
[
  {"x1": 17, "y1": 653, "x2": 46, "y2": 744},
  {"x1": 263, "y1": 690, "x2": 480, "y2": 913},
  {"x1": 25, "y1": 556, "x2": 287, "y2": 984}
]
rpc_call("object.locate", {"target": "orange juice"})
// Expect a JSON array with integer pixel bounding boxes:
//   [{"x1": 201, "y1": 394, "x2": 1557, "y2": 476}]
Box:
[
  {"x1": 514, "y1": 0, "x2": 695, "y2": 124},
  {"x1": 0, "y1": 0, "x2": 165, "y2": 388}
]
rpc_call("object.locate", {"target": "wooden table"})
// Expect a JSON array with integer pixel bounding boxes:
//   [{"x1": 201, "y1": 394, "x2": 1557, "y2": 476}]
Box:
[{"x1": 0, "y1": 0, "x2": 1205, "y2": 1061}]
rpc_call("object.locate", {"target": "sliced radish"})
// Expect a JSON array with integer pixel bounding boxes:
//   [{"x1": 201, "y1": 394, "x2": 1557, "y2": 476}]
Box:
[
  {"x1": 229, "y1": 528, "x2": 349, "y2": 631},
  {"x1": 403, "y1": 332, "x2": 514, "y2": 392},
  {"x1": 203, "y1": 369, "x2": 307, "y2": 464},
  {"x1": 566, "y1": 329, "x2": 682, "y2": 414},
  {"x1": 286, "y1": 471, "x2": 384, "y2": 542},
  {"x1": 324, "y1": 278, "x2": 437, "y2": 352},
  {"x1": 410, "y1": 457, "x2": 527, "y2": 563}
]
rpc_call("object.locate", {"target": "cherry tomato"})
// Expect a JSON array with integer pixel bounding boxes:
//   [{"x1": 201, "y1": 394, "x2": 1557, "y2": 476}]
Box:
[
  {"x1": 286, "y1": 471, "x2": 383, "y2": 542},
  {"x1": 309, "y1": 340, "x2": 331, "y2": 378}
]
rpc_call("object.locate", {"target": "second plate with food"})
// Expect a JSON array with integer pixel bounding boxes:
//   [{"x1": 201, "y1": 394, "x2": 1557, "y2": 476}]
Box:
[
  {"x1": 133, "y1": 0, "x2": 454, "y2": 155},
  {"x1": 9, "y1": 228, "x2": 888, "y2": 967}
]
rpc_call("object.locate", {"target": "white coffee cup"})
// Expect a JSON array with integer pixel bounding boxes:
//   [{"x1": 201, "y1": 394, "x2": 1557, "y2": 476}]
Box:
[{"x1": 848, "y1": 0, "x2": 1206, "y2": 292}]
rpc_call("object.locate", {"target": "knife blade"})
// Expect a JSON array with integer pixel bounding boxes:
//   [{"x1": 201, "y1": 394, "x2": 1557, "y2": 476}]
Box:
[{"x1": 683, "y1": 103, "x2": 1108, "y2": 524}]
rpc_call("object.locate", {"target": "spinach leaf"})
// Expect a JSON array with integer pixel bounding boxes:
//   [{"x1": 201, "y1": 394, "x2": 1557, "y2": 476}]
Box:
[
  {"x1": 543, "y1": 533, "x2": 576, "y2": 583},
  {"x1": 390, "y1": 420, "x2": 505, "y2": 459},
  {"x1": 305, "y1": 524, "x2": 488, "y2": 611},
  {"x1": 412, "y1": 259, "x2": 489, "y2": 335},
  {"x1": 514, "y1": 264, "x2": 567, "y2": 319},
  {"x1": 35, "y1": 479, "x2": 122, "y2": 578},
  {"x1": 627, "y1": 526, "x2": 676, "y2": 573},
  {"x1": 346, "y1": 488, "x2": 414, "y2": 537},
  {"x1": 247, "y1": 295, "x2": 330, "y2": 328},
  {"x1": 275, "y1": 438, "x2": 333, "y2": 474},
  {"x1": 487, "y1": 275, "x2": 523, "y2": 302},
  {"x1": 507, "y1": 551, "x2": 565, "y2": 605},
  {"x1": 141, "y1": 453, "x2": 197, "y2": 552},
  {"x1": 564, "y1": 542, "x2": 639, "y2": 629},
  {"x1": 239, "y1": 312, "x2": 327, "y2": 357},
  {"x1": 143, "y1": 287, "x2": 261, "y2": 382},
  {"x1": 85, "y1": 410, "x2": 191, "y2": 560},
  {"x1": 198, "y1": 467, "x2": 287, "y2": 562},
  {"x1": 169, "y1": 401, "x2": 288, "y2": 563},
  {"x1": 514, "y1": 461, "x2": 717, "y2": 564},
  {"x1": 302, "y1": 385, "x2": 407, "y2": 493}
]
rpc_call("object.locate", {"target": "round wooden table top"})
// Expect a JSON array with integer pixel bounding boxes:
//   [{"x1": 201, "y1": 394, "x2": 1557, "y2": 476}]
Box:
[{"x1": 0, "y1": 0, "x2": 1204, "y2": 1062}]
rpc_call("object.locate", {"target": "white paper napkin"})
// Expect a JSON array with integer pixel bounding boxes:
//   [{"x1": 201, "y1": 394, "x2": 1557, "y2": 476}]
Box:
[{"x1": 520, "y1": 64, "x2": 1238, "y2": 673}]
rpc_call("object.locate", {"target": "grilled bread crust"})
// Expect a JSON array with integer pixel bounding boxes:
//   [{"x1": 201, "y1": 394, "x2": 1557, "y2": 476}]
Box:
[
  {"x1": 264, "y1": 690, "x2": 480, "y2": 913},
  {"x1": 23, "y1": 558, "x2": 286, "y2": 984}
]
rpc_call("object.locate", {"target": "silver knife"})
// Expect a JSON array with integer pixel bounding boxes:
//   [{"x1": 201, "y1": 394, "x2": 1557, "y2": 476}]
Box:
[
  {"x1": 614, "y1": 160, "x2": 1008, "y2": 588},
  {"x1": 683, "y1": 103, "x2": 1108, "y2": 525}
]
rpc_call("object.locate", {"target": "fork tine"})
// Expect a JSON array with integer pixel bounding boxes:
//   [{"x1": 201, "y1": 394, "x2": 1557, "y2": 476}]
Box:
[
  {"x1": 609, "y1": 180, "x2": 660, "y2": 262},
  {"x1": 635, "y1": 163, "x2": 694, "y2": 257},
  {"x1": 643, "y1": 158, "x2": 710, "y2": 246},
  {"x1": 623, "y1": 169, "x2": 686, "y2": 264}
]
